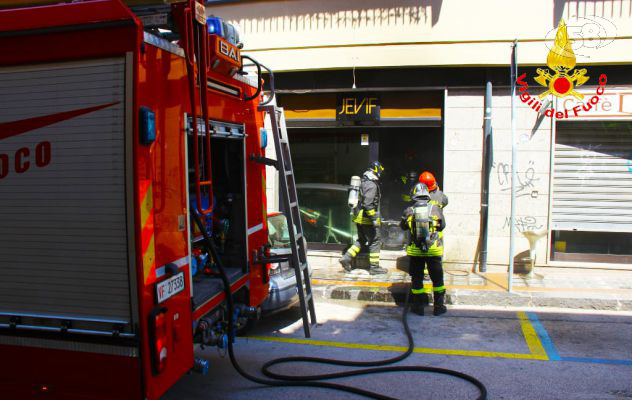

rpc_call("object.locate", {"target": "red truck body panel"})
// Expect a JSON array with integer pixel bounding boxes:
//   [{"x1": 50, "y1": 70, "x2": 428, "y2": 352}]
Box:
[{"x1": 0, "y1": 1, "x2": 269, "y2": 399}]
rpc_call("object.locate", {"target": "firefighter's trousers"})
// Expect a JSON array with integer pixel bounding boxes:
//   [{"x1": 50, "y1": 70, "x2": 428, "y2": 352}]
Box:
[
  {"x1": 345, "y1": 223, "x2": 381, "y2": 267},
  {"x1": 409, "y1": 256, "x2": 445, "y2": 295}
]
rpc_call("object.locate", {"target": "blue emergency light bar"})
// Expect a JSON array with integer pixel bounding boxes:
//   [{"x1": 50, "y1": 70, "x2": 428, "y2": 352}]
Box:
[
  {"x1": 207, "y1": 16, "x2": 240, "y2": 46},
  {"x1": 206, "y1": 16, "x2": 224, "y2": 36}
]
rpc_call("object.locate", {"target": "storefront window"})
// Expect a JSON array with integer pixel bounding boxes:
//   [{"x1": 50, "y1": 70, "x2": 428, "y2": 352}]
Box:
[
  {"x1": 296, "y1": 185, "x2": 356, "y2": 246},
  {"x1": 288, "y1": 126, "x2": 444, "y2": 250},
  {"x1": 551, "y1": 230, "x2": 632, "y2": 263}
]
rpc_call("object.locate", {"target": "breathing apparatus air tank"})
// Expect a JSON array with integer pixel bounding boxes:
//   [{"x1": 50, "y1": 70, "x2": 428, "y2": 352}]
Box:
[
  {"x1": 411, "y1": 183, "x2": 433, "y2": 251},
  {"x1": 348, "y1": 176, "x2": 361, "y2": 208},
  {"x1": 413, "y1": 204, "x2": 431, "y2": 251}
]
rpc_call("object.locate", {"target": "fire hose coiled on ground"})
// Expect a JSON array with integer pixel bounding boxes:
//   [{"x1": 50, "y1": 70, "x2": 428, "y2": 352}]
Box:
[{"x1": 192, "y1": 213, "x2": 487, "y2": 400}]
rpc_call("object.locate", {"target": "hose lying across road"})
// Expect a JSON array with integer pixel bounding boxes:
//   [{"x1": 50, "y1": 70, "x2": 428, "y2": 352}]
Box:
[{"x1": 192, "y1": 213, "x2": 487, "y2": 400}]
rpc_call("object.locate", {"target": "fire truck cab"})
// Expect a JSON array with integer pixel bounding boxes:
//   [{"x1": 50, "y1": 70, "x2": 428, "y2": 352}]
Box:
[{"x1": 0, "y1": 1, "x2": 272, "y2": 398}]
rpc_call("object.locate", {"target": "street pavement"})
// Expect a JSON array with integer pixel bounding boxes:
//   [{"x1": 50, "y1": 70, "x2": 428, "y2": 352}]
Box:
[
  {"x1": 307, "y1": 251, "x2": 632, "y2": 311},
  {"x1": 163, "y1": 299, "x2": 632, "y2": 400}
]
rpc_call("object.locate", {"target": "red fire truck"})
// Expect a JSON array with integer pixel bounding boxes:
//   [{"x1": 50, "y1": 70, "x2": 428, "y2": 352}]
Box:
[{"x1": 0, "y1": 1, "x2": 277, "y2": 398}]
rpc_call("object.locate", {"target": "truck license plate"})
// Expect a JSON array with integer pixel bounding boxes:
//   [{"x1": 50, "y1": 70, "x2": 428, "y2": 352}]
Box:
[{"x1": 156, "y1": 272, "x2": 185, "y2": 303}]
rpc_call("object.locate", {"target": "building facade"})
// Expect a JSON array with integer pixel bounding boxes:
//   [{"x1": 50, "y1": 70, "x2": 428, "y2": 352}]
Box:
[{"x1": 208, "y1": 0, "x2": 632, "y2": 270}]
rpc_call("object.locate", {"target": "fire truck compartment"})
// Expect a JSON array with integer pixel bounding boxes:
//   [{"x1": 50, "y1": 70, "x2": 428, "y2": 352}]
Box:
[
  {"x1": 188, "y1": 121, "x2": 248, "y2": 310},
  {"x1": 0, "y1": 58, "x2": 135, "y2": 337}
]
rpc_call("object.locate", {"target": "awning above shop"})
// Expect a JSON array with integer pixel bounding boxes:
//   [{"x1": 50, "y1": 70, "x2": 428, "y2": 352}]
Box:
[{"x1": 279, "y1": 91, "x2": 442, "y2": 128}]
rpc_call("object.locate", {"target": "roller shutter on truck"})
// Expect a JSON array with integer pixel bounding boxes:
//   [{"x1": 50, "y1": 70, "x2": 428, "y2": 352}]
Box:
[{"x1": 0, "y1": 58, "x2": 136, "y2": 337}]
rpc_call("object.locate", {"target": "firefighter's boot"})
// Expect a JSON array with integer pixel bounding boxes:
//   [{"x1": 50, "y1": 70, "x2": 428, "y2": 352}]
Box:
[
  {"x1": 420, "y1": 293, "x2": 430, "y2": 307},
  {"x1": 339, "y1": 253, "x2": 353, "y2": 272},
  {"x1": 410, "y1": 293, "x2": 424, "y2": 316},
  {"x1": 368, "y1": 252, "x2": 386, "y2": 275},
  {"x1": 369, "y1": 265, "x2": 388, "y2": 275},
  {"x1": 433, "y1": 290, "x2": 447, "y2": 316}
]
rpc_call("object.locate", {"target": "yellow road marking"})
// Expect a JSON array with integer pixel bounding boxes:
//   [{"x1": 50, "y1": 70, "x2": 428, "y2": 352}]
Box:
[
  {"x1": 247, "y1": 312, "x2": 551, "y2": 362},
  {"x1": 247, "y1": 334, "x2": 545, "y2": 361},
  {"x1": 517, "y1": 311, "x2": 548, "y2": 359},
  {"x1": 248, "y1": 311, "x2": 551, "y2": 361}
]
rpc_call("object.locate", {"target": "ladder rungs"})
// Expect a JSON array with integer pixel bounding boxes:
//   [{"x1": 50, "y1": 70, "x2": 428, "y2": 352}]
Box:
[{"x1": 266, "y1": 105, "x2": 315, "y2": 338}]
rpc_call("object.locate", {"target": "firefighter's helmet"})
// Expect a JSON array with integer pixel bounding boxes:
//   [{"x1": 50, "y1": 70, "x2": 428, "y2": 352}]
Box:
[
  {"x1": 411, "y1": 182, "x2": 431, "y2": 201},
  {"x1": 419, "y1": 171, "x2": 437, "y2": 191},
  {"x1": 368, "y1": 161, "x2": 385, "y2": 178}
]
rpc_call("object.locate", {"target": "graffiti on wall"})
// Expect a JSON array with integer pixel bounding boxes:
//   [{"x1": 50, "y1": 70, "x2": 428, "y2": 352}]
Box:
[
  {"x1": 503, "y1": 216, "x2": 543, "y2": 233},
  {"x1": 493, "y1": 160, "x2": 540, "y2": 197}
]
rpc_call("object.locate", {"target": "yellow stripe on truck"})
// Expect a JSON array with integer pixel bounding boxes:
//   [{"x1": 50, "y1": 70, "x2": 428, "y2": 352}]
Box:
[{"x1": 140, "y1": 180, "x2": 156, "y2": 284}]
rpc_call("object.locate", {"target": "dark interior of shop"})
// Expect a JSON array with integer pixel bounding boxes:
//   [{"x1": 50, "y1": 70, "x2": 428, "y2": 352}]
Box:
[{"x1": 288, "y1": 127, "x2": 443, "y2": 248}]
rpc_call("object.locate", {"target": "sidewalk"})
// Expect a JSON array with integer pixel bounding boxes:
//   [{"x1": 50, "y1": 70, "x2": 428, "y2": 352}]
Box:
[{"x1": 308, "y1": 251, "x2": 632, "y2": 311}]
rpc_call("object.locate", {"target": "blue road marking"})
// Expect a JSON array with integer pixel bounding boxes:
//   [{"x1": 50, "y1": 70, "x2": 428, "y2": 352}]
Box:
[
  {"x1": 528, "y1": 312, "x2": 632, "y2": 366},
  {"x1": 527, "y1": 312, "x2": 561, "y2": 361},
  {"x1": 561, "y1": 357, "x2": 632, "y2": 366}
]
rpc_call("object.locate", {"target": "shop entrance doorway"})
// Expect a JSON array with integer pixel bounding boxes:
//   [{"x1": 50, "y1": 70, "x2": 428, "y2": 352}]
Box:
[{"x1": 288, "y1": 126, "x2": 444, "y2": 250}]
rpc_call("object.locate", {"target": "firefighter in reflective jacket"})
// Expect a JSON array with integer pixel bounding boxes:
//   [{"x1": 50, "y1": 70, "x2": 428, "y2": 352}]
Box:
[
  {"x1": 400, "y1": 183, "x2": 447, "y2": 316},
  {"x1": 400, "y1": 171, "x2": 419, "y2": 203},
  {"x1": 340, "y1": 161, "x2": 388, "y2": 275},
  {"x1": 419, "y1": 171, "x2": 448, "y2": 209}
]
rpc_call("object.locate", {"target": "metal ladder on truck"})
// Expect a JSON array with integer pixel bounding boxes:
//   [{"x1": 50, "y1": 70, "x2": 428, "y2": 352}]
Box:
[{"x1": 259, "y1": 104, "x2": 317, "y2": 338}]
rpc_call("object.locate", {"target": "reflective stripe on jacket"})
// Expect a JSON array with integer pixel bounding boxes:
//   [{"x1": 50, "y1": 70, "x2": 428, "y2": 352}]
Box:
[
  {"x1": 406, "y1": 227, "x2": 444, "y2": 257},
  {"x1": 400, "y1": 202, "x2": 445, "y2": 257},
  {"x1": 353, "y1": 209, "x2": 382, "y2": 225}
]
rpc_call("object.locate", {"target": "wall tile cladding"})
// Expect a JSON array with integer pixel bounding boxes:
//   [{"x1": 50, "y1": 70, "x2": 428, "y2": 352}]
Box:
[
  {"x1": 443, "y1": 88, "x2": 552, "y2": 265},
  {"x1": 444, "y1": 235, "x2": 548, "y2": 266}
]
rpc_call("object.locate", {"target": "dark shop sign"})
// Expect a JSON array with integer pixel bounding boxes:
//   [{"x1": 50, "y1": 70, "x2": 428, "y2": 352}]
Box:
[{"x1": 336, "y1": 94, "x2": 380, "y2": 123}]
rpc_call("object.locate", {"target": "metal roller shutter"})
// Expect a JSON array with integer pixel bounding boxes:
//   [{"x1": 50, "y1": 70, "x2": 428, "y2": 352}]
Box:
[
  {"x1": 552, "y1": 121, "x2": 632, "y2": 233},
  {"x1": 0, "y1": 58, "x2": 132, "y2": 325}
]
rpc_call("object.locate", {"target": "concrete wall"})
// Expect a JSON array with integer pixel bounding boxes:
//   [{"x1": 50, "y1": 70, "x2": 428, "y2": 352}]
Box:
[
  {"x1": 443, "y1": 87, "x2": 553, "y2": 270},
  {"x1": 208, "y1": 0, "x2": 632, "y2": 71}
]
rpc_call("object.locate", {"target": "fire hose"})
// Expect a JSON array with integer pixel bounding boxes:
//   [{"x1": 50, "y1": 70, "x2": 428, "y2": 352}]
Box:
[{"x1": 192, "y1": 212, "x2": 487, "y2": 399}]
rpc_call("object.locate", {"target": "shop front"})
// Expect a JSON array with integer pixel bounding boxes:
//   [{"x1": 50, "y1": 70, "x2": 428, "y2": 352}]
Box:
[
  {"x1": 277, "y1": 90, "x2": 443, "y2": 250},
  {"x1": 550, "y1": 90, "x2": 632, "y2": 264}
]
